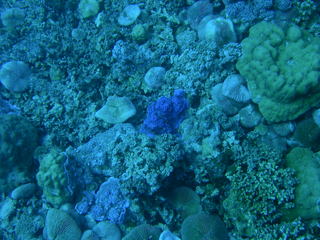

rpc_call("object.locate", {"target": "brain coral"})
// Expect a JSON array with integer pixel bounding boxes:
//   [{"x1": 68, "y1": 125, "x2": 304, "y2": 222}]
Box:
[
  {"x1": 122, "y1": 224, "x2": 161, "y2": 240},
  {"x1": 44, "y1": 208, "x2": 81, "y2": 240},
  {"x1": 236, "y1": 22, "x2": 320, "y2": 122},
  {"x1": 181, "y1": 213, "x2": 229, "y2": 240}
]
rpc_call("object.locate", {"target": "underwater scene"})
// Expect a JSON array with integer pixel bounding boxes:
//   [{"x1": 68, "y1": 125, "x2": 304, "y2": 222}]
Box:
[{"x1": 0, "y1": 0, "x2": 320, "y2": 239}]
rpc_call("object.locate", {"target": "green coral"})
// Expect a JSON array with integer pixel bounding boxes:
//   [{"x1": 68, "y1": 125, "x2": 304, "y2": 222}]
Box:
[
  {"x1": 236, "y1": 22, "x2": 320, "y2": 122},
  {"x1": 223, "y1": 141, "x2": 296, "y2": 237},
  {"x1": 284, "y1": 147, "x2": 320, "y2": 220},
  {"x1": 36, "y1": 148, "x2": 71, "y2": 207}
]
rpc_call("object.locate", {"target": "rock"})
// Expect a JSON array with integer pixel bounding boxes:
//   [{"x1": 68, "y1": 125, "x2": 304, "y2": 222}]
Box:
[
  {"x1": 118, "y1": 5, "x2": 141, "y2": 26},
  {"x1": 0, "y1": 61, "x2": 31, "y2": 92},
  {"x1": 312, "y1": 109, "x2": 320, "y2": 128},
  {"x1": 159, "y1": 230, "x2": 180, "y2": 240},
  {"x1": 0, "y1": 198, "x2": 16, "y2": 220},
  {"x1": 95, "y1": 96, "x2": 136, "y2": 124},
  {"x1": 11, "y1": 183, "x2": 36, "y2": 200},
  {"x1": 222, "y1": 75, "x2": 250, "y2": 104},
  {"x1": 1, "y1": 8, "x2": 25, "y2": 30},
  {"x1": 271, "y1": 122, "x2": 295, "y2": 137},
  {"x1": 198, "y1": 16, "x2": 237, "y2": 46},
  {"x1": 239, "y1": 104, "x2": 262, "y2": 129},
  {"x1": 212, "y1": 75, "x2": 251, "y2": 116},
  {"x1": 211, "y1": 84, "x2": 239, "y2": 116},
  {"x1": 92, "y1": 221, "x2": 121, "y2": 240},
  {"x1": 78, "y1": 0, "x2": 100, "y2": 18},
  {"x1": 81, "y1": 230, "x2": 99, "y2": 240},
  {"x1": 144, "y1": 67, "x2": 166, "y2": 89}
]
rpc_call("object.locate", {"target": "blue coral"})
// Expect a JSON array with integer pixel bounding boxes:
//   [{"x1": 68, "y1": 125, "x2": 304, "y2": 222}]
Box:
[
  {"x1": 75, "y1": 177, "x2": 129, "y2": 224},
  {"x1": 141, "y1": 89, "x2": 189, "y2": 136}
]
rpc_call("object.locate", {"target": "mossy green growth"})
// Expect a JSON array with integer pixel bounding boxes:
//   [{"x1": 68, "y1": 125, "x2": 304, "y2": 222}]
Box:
[
  {"x1": 36, "y1": 148, "x2": 71, "y2": 207},
  {"x1": 236, "y1": 22, "x2": 320, "y2": 122},
  {"x1": 284, "y1": 147, "x2": 320, "y2": 220}
]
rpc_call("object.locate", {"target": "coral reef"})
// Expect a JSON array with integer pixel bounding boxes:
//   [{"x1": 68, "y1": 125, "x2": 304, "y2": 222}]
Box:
[
  {"x1": 69, "y1": 124, "x2": 184, "y2": 195},
  {"x1": 0, "y1": 0, "x2": 320, "y2": 239}
]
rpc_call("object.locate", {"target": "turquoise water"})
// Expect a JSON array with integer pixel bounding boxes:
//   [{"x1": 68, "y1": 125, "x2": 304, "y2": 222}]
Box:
[{"x1": 0, "y1": 0, "x2": 320, "y2": 239}]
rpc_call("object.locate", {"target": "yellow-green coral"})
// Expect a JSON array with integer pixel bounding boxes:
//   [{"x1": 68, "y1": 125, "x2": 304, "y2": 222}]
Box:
[
  {"x1": 237, "y1": 22, "x2": 320, "y2": 122},
  {"x1": 36, "y1": 148, "x2": 71, "y2": 207}
]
